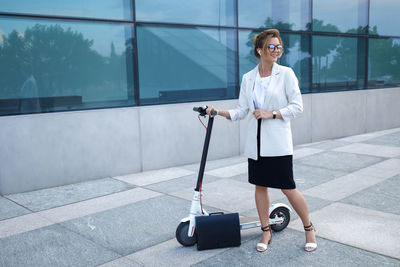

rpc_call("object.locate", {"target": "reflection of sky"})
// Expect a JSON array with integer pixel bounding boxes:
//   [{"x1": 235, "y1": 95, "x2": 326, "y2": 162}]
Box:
[
  {"x1": 370, "y1": 0, "x2": 400, "y2": 36},
  {"x1": 238, "y1": 0, "x2": 309, "y2": 30},
  {"x1": 238, "y1": 30, "x2": 256, "y2": 57},
  {"x1": 198, "y1": 28, "x2": 227, "y2": 46},
  {"x1": 136, "y1": 0, "x2": 235, "y2": 26},
  {"x1": 0, "y1": 17, "x2": 132, "y2": 56},
  {"x1": 0, "y1": 0, "x2": 132, "y2": 20},
  {"x1": 313, "y1": 0, "x2": 367, "y2": 32}
]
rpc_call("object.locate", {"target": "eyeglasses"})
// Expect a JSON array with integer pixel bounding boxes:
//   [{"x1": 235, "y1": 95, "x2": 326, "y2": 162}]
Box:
[{"x1": 267, "y1": 44, "x2": 283, "y2": 52}]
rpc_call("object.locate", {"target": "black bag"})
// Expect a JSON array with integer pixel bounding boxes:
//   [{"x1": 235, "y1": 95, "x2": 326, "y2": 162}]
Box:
[{"x1": 195, "y1": 212, "x2": 241, "y2": 250}]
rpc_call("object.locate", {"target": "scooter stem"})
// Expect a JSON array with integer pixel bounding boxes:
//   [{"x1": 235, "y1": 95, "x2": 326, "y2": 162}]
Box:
[{"x1": 195, "y1": 116, "x2": 214, "y2": 192}]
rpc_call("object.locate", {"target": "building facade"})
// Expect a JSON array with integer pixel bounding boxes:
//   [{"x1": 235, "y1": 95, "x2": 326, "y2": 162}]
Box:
[{"x1": 1, "y1": 0, "x2": 399, "y2": 194}]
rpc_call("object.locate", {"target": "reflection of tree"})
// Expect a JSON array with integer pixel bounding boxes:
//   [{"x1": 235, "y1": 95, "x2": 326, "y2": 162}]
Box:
[
  {"x1": 368, "y1": 37, "x2": 400, "y2": 85},
  {"x1": 240, "y1": 16, "x2": 400, "y2": 91},
  {"x1": 244, "y1": 18, "x2": 310, "y2": 91},
  {"x1": 245, "y1": 18, "x2": 296, "y2": 65},
  {"x1": 0, "y1": 24, "x2": 129, "y2": 102},
  {"x1": 313, "y1": 21, "x2": 400, "y2": 89},
  {"x1": 311, "y1": 19, "x2": 341, "y2": 86}
]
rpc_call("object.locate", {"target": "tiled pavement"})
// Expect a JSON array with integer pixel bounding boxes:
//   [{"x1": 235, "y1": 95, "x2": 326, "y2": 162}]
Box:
[{"x1": 1, "y1": 128, "x2": 400, "y2": 267}]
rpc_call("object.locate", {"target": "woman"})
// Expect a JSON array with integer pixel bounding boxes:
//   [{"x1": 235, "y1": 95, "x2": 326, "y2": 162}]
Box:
[{"x1": 206, "y1": 29, "x2": 317, "y2": 252}]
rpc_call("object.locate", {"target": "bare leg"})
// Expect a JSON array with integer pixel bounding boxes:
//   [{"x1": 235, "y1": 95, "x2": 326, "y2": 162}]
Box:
[
  {"x1": 281, "y1": 189, "x2": 317, "y2": 249},
  {"x1": 255, "y1": 185, "x2": 271, "y2": 248}
]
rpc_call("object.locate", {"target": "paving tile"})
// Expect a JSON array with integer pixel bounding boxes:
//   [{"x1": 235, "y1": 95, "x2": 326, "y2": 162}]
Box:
[
  {"x1": 341, "y1": 175, "x2": 400, "y2": 215},
  {"x1": 242, "y1": 195, "x2": 332, "y2": 222},
  {"x1": 292, "y1": 164, "x2": 347, "y2": 191},
  {"x1": 229, "y1": 172, "x2": 249, "y2": 184},
  {"x1": 128, "y1": 227, "x2": 293, "y2": 267},
  {"x1": 144, "y1": 173, "x2": 221, "y2": 194},
  {"x1": 304, "y1": 140, "x2": 352, "y2": 150},
  {"x1": 353, "y1": 158, "x2": 400, "y2": 179},
  {"x1": 295, "y1": 151, "x2": 385, "y2": 173},
  {"x1": 114, "y1": 167, "x2": 194, "y2": 186},
  {"x1": 0, "y1": 188, "x2": 160, "y2": 239},
  {"x1": 38, "y1": 188, "x2": 161, "y2": 224},
  {"x1": 0, "y1": 224, "x2": 120, "y2": 267},
  {"x1": 180, "y1": 156, "x2": 247, "y2": 172},
  {"x1": 338, "y1": 128, "x2": 400, "y2": 143},
  {"x1": 293, "y1": 147, "x2": 324, "y2": 160},
  {"x1": 334, "y1": 143, "x2": 400, "y2": 158},
  {"x1": 128, "y1": 238, "x2": 228, "y2": 267},
  {"x1": 97, "y1": 257, "x2": 143, "y2": 267},
  {"x1": 0, "y1": 212, "x2": 54, "y2": 239},
  {"x1": 205, "y1": 162, "x2": 247, "y2": 178},
  {"x1": 227, "y1": 163, "x2": 346, "y2": 193},
  {"x1": 170, "y1": 179, "x2": 262, "y2": 213},
  {"x1": 6, "y1": 178, "x2": 135, "y2": 212},
  {"x1": 302, "y1": 172, "x2": 388, "y2": 201},
  {"x1": 289, "y1": 203, "x2": 400, "y2": 259},
  {"x1": 60, "y1": 195, "x2": 193, "y2": 256},
  {"x1": 0, "y1": 196, "x2": 31, "y2": 221},
  {"x1": 363, "y1": 131, "x2": 400, "y2": 147},
  {"x1": 193, "y1": 228, "x2": 400, "y2": 267}
]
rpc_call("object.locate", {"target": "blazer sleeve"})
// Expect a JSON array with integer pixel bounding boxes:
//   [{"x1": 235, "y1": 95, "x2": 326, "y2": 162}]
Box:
[
  {"x1": 279, "y1": 68, "x2": 303, "y2": 122},
  {"x1": 228, "y1": 75, "x2": 250, "y2": 121}
]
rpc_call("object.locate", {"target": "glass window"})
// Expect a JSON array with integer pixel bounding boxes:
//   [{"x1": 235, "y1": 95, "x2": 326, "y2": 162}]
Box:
[
  {"x1": 0, "y1": 17, "x2": 135, "y2": 116},
  {"x1": 313, "y1": 0, "x2": 368, "y2": 34},
  {"x1": 137, "y1": 26, "x2": 237, "y2": 104},
  {"x1": 370, "y1": 0, "x2": 400, "y2": 36},
  {"x1": 238, "y1": 0, "x2": 310, "y2": 31},
  {"x1": 368, "y1": 38, "x2": 400, "y2": 88},
  {"x1": 0, "y1": 0, "x2": 132, "y2": 20},
  {"x1": 312, "y1": 36, "x2": 366, "y2": 92},
  {"x1": 239, "y1": 31, "x2": 310, "y2": 93},
  {"x1": 135, "y1": 0, "x2": 236, "y2": 26}
]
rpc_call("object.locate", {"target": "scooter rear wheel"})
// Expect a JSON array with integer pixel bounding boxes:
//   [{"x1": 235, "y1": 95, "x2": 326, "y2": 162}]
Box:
[
  {"x1": 270, "y1": 207, "x2": 290, "y2": 232},
  {"x1": 176, "y1": 221, "x2": 197, "y2": 246}
]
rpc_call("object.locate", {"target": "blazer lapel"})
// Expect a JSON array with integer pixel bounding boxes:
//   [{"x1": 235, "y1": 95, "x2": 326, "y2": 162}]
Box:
[
  {"x1": 247, "y1": 66, "x2": 258, "y2": 112},
  {"x1": 262, "y1": 63, "x2": 280, "y2": 110}
]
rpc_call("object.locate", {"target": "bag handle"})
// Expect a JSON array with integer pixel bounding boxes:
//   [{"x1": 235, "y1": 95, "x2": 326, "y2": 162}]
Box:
[{"x1": 209, "y1": 212, "x2": 224, "y2": 216}]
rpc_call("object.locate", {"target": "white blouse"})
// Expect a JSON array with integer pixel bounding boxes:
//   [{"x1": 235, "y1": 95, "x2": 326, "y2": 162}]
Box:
[{"x1": 252, "y1": 71, "x2": 271, "y2": 110}]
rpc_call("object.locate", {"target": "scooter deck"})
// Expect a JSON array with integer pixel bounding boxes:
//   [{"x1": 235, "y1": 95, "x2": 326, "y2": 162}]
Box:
[
  {"x1": 239, "y1": 216, "x2": 259, "y2": 224},
  {"x1": 239, "y1": 216, "x2": 261, "y2": 230}
]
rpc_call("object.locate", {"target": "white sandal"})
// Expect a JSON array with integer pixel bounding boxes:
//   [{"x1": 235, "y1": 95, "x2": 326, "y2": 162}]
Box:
[
  {"x1": 304, "y1": 222, "x2": 317, "y2": 252},
  {"x1": 256, "y1": 225, "x2": 272, "y2": 252}
]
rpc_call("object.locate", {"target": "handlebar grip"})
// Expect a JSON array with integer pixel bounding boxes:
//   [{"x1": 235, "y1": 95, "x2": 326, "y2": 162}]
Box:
[{"x1": 211, "y1": 110, "x2": 217, "y2": 115}]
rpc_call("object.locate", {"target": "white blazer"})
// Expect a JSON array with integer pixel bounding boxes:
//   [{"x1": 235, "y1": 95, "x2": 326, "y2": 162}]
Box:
[{"x1": 228, "y1": 63, "x2": 303, "y2": 160}]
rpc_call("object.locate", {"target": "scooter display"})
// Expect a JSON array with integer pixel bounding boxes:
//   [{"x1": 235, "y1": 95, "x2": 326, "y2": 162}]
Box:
[{"x1": 176, "y1": 106, "x2": 292, "y2": 247}]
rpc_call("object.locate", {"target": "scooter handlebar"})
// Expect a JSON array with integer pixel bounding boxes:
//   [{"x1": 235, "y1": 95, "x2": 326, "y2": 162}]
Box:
[{"x1": 193, "y1": 106, "x2": 217, "y2": 116}]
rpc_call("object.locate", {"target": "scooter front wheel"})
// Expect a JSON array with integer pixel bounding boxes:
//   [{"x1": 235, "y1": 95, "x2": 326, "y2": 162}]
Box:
[
  {"x1": 176, "y1": 221, "x2": 197, "y2": 246},
  {"x1": 270, "y1": 207, "x2": 290, "y2": 232}
]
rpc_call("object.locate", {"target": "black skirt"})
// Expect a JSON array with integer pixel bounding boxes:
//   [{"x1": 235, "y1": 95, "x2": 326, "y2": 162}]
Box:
[{"x1": 248, "y1": 119, "x2": 296, "y2": 189}]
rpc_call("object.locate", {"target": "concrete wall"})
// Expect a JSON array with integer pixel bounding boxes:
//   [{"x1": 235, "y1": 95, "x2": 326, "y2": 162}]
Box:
[{"x1": 1, "y1": 87, "x2": 399, "y2": 194}]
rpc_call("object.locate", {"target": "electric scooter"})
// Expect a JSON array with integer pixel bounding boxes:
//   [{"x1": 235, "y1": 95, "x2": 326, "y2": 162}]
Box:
[{"x1": 176, "y1": 106, "x2": 292, "y2": 246}]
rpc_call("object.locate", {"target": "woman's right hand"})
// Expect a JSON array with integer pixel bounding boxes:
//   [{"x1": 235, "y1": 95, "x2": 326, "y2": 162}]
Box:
[{"x1": 206, "y1": 106, "x2": 218, "y2": 117}]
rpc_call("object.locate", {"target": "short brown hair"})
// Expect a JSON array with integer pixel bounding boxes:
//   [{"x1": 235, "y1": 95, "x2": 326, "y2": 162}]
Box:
[{"x1": 253, "y1": 29, "x2": 283, "y2": 59}]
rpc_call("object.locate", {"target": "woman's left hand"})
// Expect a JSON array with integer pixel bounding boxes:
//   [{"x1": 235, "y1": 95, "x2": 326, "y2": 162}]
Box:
[{"x1": 253, "y1": 109, "x2": 271, "y2": 120}]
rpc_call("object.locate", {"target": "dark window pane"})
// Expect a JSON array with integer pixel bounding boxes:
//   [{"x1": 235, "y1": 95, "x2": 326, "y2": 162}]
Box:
[
  {"x1": 239, "y1": 31, "x2": 310, "y2": 93},
  {"x1": 0, "y1": 0, "x2": 132, "y2": 20},
  {"x1": 368, "y1": 38, "x2": 400, "y2": 88},
  {"x1": 313, "y1": 0, "x2": 368, "y2": 33},
  {"x1": 312, "y1": 36, "x2": 366, "y2": 92},
  {"x1": 135, "y1": 0, "x2": 236, "y2": 26},
  {"x1": 0, "y1": 17, "x2": 135, "y2": 115},
  {"x1": 370, "y1": 0, "x2": 400, "y2": 36},
  {"x1": 238, "y1": 0, "x2": 310, "y2": 30},
  {"x1": 137, "y1": 26, "x2": 237, "y2": 104}
]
